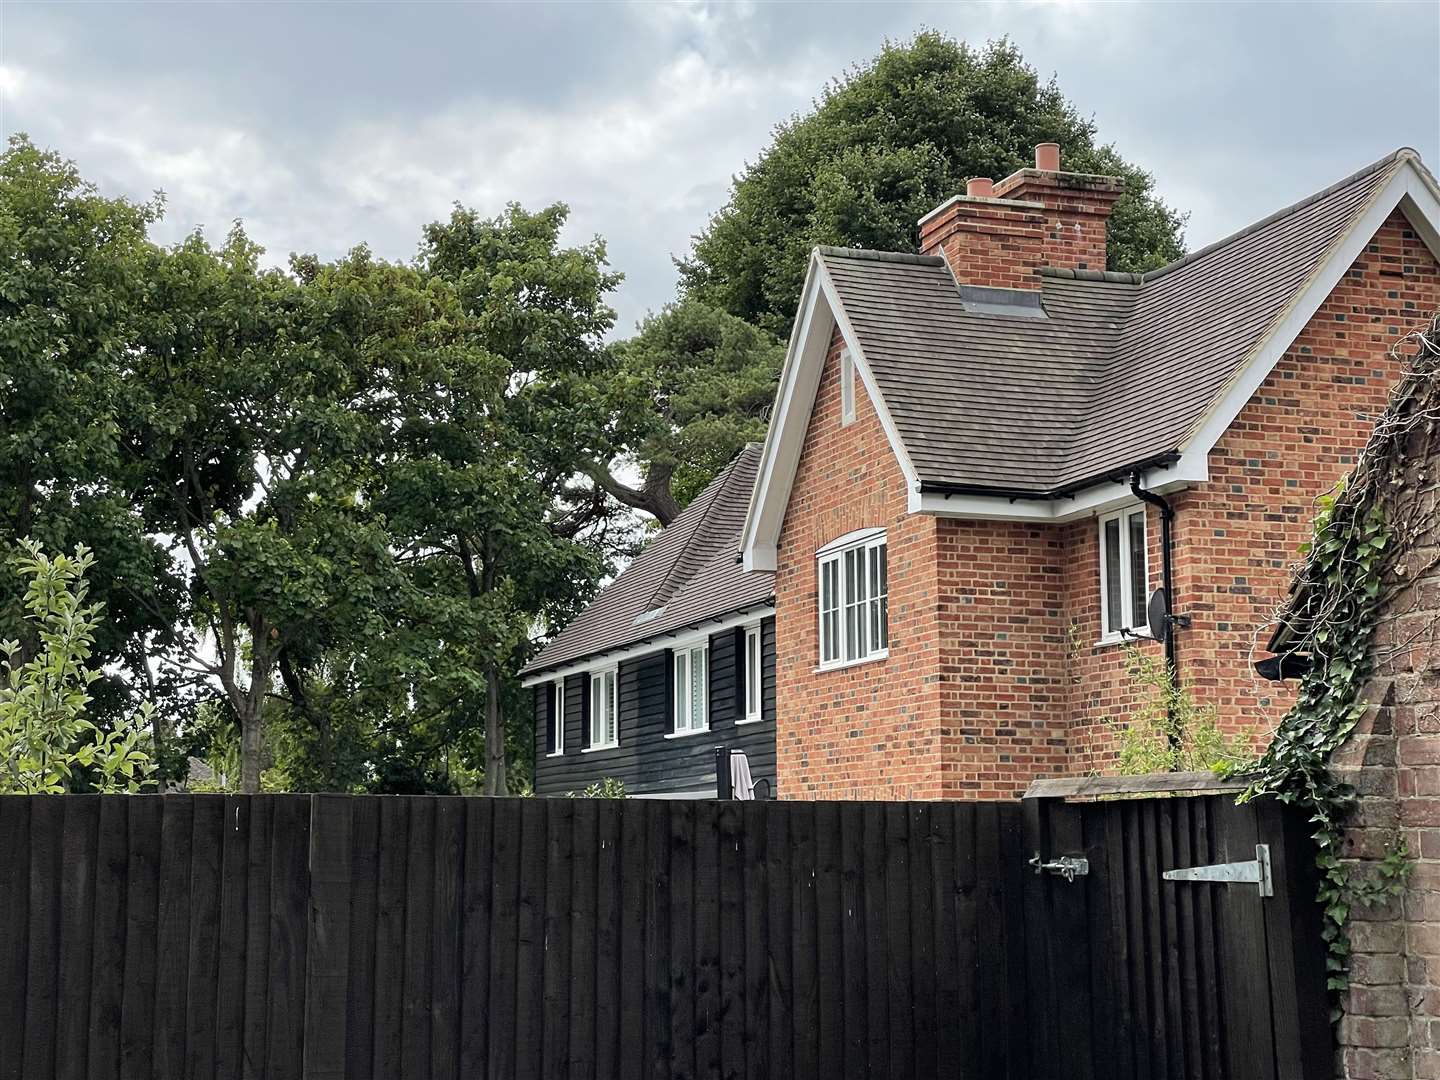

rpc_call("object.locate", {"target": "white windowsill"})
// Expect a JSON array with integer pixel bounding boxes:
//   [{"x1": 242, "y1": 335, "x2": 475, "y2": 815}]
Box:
[
  {"x1": 815, "y1": 649, "x2": 889, "y2": 674},
  {"x1": 664, "y1": 728, "x2": 711, "y2": 740},
  {"x1": 582, "y1": 742, "x2": 619, "y2": 753},
  {"x1": 735, "y1": 716, "x2": 765, "y2": 726},
  {"x1": 546, "y1": 750, "x2": 565, "y2": 758},
  {"x1": 1094, "y1": 630, "x2": 1154, "y2": 649}
]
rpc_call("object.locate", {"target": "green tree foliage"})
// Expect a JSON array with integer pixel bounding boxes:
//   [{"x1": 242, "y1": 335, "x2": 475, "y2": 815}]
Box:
[
  {"x1": 0, "y1": 136, "x2": 191, "y2": 762},
  {"x1": 595, "y1": 300, "x2": 785, "y2": 523},
  {"x1": 1109, "y1": 648, "x2": 1255, "y2": 776},
  {"x1": 679, "y1": 33, "x2": 1187, "y2": 337},
  {"x1": 0, "y1": 542, "x2": 156, "y2": 793}
]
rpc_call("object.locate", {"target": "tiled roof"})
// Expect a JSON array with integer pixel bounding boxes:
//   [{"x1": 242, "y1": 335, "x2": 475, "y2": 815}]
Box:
[
  {"x1": 820, "y1": 149, "x2": 1414, "y2": 494},
  {"x1": 521, "y1": 445, "x2": 773, "y2": 675}
]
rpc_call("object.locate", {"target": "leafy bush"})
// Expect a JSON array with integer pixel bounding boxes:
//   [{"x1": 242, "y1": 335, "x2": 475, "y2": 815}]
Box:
[
  {"x1": 0, "y1": 542, "x2": 156, "y2": 793},
  {"x1": 566, "y1": 777, "x2": 626, "y2": 799},
  {"x1": 1110, "y1": 648, "x2": 1255, "y2": 776}
]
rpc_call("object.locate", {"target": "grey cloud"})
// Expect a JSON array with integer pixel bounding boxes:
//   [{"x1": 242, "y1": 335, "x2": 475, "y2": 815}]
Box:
[{"x1": 4, "y1": 1, "x2": 1437, "y2": 335}]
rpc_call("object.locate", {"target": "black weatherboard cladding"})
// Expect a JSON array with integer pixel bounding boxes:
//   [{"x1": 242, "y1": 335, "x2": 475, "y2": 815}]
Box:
[{"x1": 533, "y1": 617, "x2": 776, "y2": 797}]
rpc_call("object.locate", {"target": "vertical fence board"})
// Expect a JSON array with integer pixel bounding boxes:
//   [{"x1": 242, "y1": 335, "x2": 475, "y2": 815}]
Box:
[
  {"x1": 87, "y1": 796, "x2": 129, "y2": 1080},
  {"x1": 567, "y1": 799, "x2": 597, "y2": 1080},
  {"x1": 119, "y1": 795, "x2": 161, "y2": 1080},
  {"x1": 56, "y1": 796, "x2": 101, "y2": 1080},
  {"x1": 345, "y1": 798, "x2": 380, "y2": 1080},
  {"x1": 813, "y1": 801, "x2": 844, "y2": 1080},
  {"x1": 860, "y1": 802, "x2": 890, "y2": 1080},
  {"x1": 541, "y1": 799, "x2": 574, "y2": 1080},
  {"x1": 996, "y1": 805, "x2": 1029, "y2": 1080},
  {"x1": 947, "y1": 803, "x2": 978, "y2": 1080},
  {"x1": 908, "y1": 804, "x2": 938, "y2": 1080},
  {"x1": 240, "y1": 796, "x2": 274, "y2": 1080},
  {"x1": 212, "y1": 797, "x2": 250, "y2": 1080},
  {"x1": 0, "y1": 797, "x2": 30, "y2": 1080},
  {"x1": 718, "y1": 800, "x2": 745, "y2": 1080},
  {"x1": 1191, "y1": 801, "x2": 1225, "y2": 1080},
  {"x1": 153, "y1": 795, "x2": 195, "y2": 1078},
  {"x1": 487, "y1": 798, "x2": 521, "y2": 1080},
  {"x1": 431, "y1": 797, "x2": 465, "y2": 1080},
  {"x1": 458, "y1": 798, "x2": 494, "y2": 1078},
  {"x1": 591, "y1": 799, "x2": 622, "y2": 1080},
  {"x1": 790, "y1": 802, "x2": 819, "y2": 1080},
  {"x1": 740, "y1": 801, "x2": 770, "y2": 1080},
  {"x1": 764, "y1": 803, "x2": 793, "y2": 1080},
  {"x1": 693, "y1": 800, "x2": 723, "y2": 1080},
  {"x1": 513, "y1": 798, "x2": 548, "y2": 1080},
  {"x1": 400, "y1": 797, "x2": 436, "y2": 1079},
  {"x1": 372, "y1": 798, "x2": 408, "y2": 1078},
  {"x1": 305, "y1": 794, "x2": 354, "y2": 1080},
  {"x1": 644, "y1": 800, "x2": 673, "y2": 1080},
  {"x1": 24, "y1": 794, "x2": 63, "y2": 1078},
  {"x1": 839, "y1": 802, "x2": 869, "y2": 1080},
  {"x1": 882, "y1": 803, "x2": 913, "y2": 1080},
  {"x1": 265, "y1": 796, "x2": 310, "y2": 1080},
  {"x1": 184, "y1": 795, "x2": 225, "y2": 1080},
  {"x1": 668, "y1": 801, "x2": 697, "y2": 1080}
]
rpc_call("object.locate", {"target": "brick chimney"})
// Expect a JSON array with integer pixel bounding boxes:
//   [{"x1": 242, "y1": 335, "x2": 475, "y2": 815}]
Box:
[{"x1": 918, "y1": 143, "x2": 1126, "y2": 288}]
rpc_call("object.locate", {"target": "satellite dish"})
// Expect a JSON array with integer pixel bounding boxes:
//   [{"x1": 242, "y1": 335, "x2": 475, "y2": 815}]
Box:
[{"x1": 1146, "y1": 587, "x2": 1169, "y2": 640}]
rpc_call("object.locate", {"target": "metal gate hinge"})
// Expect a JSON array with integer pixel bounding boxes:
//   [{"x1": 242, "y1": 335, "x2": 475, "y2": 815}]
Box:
[
  {"x1": 1162, "y1": 844, "x2": 1273, "y2": 898},
  {"x1": 1029, "y1": 852, "x2": 1089, "y2": 882}
]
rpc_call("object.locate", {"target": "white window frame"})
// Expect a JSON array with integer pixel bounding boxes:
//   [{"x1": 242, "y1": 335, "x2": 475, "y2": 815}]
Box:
[
  {"x1": 816, "y1": 529, "x2": 888, "y2": 671},
  {"x1": 840, "y1": 348, "x2": 856, "y2": 426},
  {"x1": 584, "y1": 666, "x2": 619, "y2": 751},
  {"x1": 548, "y1": 678, "x2": 565, "y2": 756},
  {"x1": 668, "y1": 637, "x2": 710, "y2": 737},
  {"x1": 1097, "y1": 505, "x2": 1151, "y2": 644},
  {"x1": 738, "y1": 623, "x2": 764, "y2": 724}
]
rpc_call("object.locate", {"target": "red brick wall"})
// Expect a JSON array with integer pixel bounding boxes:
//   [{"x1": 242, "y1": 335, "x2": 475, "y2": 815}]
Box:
[
  {"x1": 1067, "y1": 210, "x2": 1440, "y2": 765},
  {"x1": 918, "y1": 198, "x2": 1049, "y2": 290},
  {"x1": 775, "y1": 211, "x2": 1440, "y2": 798},
  {"x1": 990, "y1": 170, "x2": 1121, "y2": 273},
  {"x1": 774, "y1": 327, "x2": 945, "y2": 800}
]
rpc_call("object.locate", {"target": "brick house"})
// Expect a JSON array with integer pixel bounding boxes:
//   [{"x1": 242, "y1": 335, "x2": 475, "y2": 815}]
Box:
[{"x1": 738, "y1": 144, "x2": 1440, "y2": 800}]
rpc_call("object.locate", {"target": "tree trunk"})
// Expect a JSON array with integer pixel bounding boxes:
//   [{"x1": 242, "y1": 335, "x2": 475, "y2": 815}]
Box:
[
  {"x1": 239, "y1": 705, "x2": 264, "y2": 794},
  {"x1": 482, "y1": 661, "x2": 508, "y2": 796},
  {"x1": 589, "y1": 461, "x2": 682, "y2": 526}
]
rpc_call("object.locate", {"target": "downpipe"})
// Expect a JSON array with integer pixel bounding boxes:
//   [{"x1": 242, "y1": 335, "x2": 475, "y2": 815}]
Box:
[{"x1": 1129, "y1": 472, "x2": 1182, "y2": 735}]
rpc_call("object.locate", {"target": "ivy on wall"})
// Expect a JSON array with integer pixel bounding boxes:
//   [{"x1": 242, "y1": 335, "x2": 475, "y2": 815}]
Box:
[{"x1": 1246, "y1": 316, "x2": 1440, "y2": 1012}]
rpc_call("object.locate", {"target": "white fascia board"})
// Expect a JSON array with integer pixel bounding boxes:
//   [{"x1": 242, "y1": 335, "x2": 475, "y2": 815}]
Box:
[
  {"x1": 738, "y1": 253, "x2": 920, "y2": 571},
  {"x1": 519, "y1": 605, "x2": 775, "y2": 687},
  {"x1": 913, "y1": 460, "x2": 1198, "y2": 524},
  {"x1": 1175, "y1": 157, "x2": 1440, "y2": 470},
  {"x1": 739, "y1": 256, "x2": 829, "y2": 573}
]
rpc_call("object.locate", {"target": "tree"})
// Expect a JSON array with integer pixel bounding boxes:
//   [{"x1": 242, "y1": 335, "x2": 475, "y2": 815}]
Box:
[
  {"x1": 374, "y1": 203, "x2": 624, "y2": 795},
  {"x1": 0, "y1": 135, "x2": 191, "y2": 764},
  {"x1": 0, "y1": 542, "x2": 156, "y2": 793},
  {"x1": 592, "y1": 300, "x2": 785, "y2": 524},
  {"x1": 678, "y1": 33, "x2": 1187, "y2": 337}
]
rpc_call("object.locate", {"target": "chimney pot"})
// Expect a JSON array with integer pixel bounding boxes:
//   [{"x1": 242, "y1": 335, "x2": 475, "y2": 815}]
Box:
[
  {"x1": 966, "y1": 177, "x2": 994, "y2": 198},
  {"x1": 1035, "y1": 142, "x2": 1061, "y2": 172}
]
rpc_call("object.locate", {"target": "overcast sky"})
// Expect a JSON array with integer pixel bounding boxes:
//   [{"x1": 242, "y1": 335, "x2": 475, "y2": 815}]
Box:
[{"x1": 4, "y1": 2, "x2": 1438, "y2": 335}]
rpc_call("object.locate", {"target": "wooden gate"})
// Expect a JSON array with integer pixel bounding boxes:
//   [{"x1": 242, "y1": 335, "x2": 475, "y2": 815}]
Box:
[{"x1": 1020, "y1": 778, "x2": 1331, "y2": 1080}]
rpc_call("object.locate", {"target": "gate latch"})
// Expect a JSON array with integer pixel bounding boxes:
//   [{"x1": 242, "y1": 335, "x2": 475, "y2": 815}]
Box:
[
  {"x1": 1162, "y1": 844, "x2": 1273, "y2": 898},
  {"x1": 1029, "y1": 852, "x2": 1089, "y2": 882}
]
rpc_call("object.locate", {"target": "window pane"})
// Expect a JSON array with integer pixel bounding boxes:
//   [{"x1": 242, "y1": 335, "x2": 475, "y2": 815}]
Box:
[
  {"x1": 1104, "y1": 518, "x2": 1122, "y2": 633},
  {"x1": 746, "y1": 630, "x2": 760, "y2": 716},
  {"x1": 693, "y1": 647, "x2": 707, "y2": 728},
  {"x1": 605, "y1": 672, "x2": 617, "y2": 743},
  {"x1": 1128, "y1": 511, "x2": 1147, "y2": 628},
  {"x1": 675, "y1": 653, "x2": 688, "y2": 730}
]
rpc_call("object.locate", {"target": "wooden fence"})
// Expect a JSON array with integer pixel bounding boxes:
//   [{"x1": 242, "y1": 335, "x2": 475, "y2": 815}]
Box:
[{"x1": 0, "y1": 794, "x2": 1030, "y2": 1080}]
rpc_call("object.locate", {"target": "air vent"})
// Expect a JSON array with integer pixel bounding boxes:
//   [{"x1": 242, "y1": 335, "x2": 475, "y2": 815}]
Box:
[{"x1": 957, "y1": 285, "x2": 1047, "y2": 319}]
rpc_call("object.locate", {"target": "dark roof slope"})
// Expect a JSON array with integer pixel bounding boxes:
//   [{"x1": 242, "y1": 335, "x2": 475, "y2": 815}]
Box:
[
  {"x1": 521, "y1": 445, "x2": 773, "y2": 676},
  {"x1": 821, "y1": 149, "x2": 1416, "y2": 494}
]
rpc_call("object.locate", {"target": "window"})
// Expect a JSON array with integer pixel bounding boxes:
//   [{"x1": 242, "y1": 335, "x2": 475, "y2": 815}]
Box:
[
  {"x1": 588, "y1": 668, "x2": 618, "y2": 749},
  {"x1": 740, "y1": 624, "x2": 763, "y2": 723},
  {"x1": 1099, "y1": 506, "x2": 1149, "y2": 640},
  {"x1": 672, "y1": 642, "x2": 709, "y2": 734},
  {"x1": 840, "y1": 348, "x2": 856, "y2": 426},
  {"x1": 817, "y1": 531, "x2": 888, "y2": 668},
  {"x1": 548, "y1": 679, "x2": 565, "y2": 756}
]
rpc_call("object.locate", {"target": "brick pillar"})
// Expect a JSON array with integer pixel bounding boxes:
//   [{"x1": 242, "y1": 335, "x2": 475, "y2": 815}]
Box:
[{"x1": 1332, "y1": 455, "x2": 1440, "y2": 1078}]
